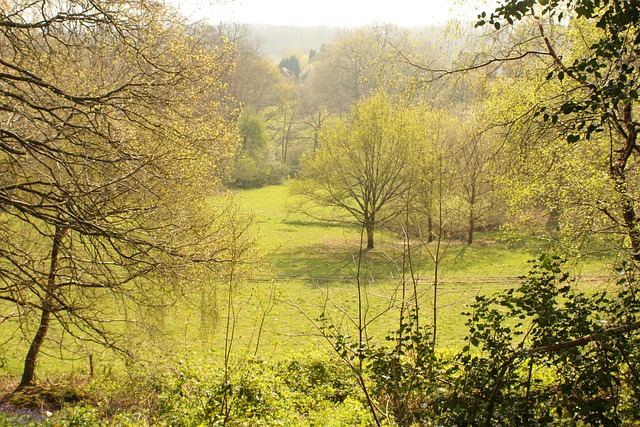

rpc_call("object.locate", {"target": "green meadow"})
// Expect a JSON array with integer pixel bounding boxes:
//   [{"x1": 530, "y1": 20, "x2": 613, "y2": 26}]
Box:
[
  {"x1": 109, "y1": 183, "x2": 607, "y2": 365},
  {"x1": 0, "y1": 183, "x2": 614, "y2": 378}
]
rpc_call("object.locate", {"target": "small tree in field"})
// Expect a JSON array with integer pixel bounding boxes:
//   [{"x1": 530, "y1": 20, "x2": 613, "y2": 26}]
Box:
[{"x1": 294, "y1": 92, "x2": 422, "y2": 249}]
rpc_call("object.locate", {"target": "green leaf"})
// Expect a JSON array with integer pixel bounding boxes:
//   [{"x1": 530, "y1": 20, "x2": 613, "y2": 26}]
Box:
[{"x1": 567, "y1": 134, "x2": 580, "y2": 143}]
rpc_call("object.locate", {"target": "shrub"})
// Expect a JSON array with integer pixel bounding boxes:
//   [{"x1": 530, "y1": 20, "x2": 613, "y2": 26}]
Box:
[
  {"x1": 151, "y1": 354, "x2": 370, "y2": 427},
  {"x1": 439, "y1": 255, "x2": 640, "y2": 426}
]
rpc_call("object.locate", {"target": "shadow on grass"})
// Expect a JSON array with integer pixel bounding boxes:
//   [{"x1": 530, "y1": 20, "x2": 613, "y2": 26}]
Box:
[
  {"x1": 266, "y1": 231, "x2": 579, "y2": 286},
  {"x1": 262, "y1": 224, "x2": 605, "y2": 288},
  {"x1": 280, "y1": 219, "x2": 347, "y2": 229},
  {"x1": 266, "y1": 242, "x2": 406, "y2": 286}
]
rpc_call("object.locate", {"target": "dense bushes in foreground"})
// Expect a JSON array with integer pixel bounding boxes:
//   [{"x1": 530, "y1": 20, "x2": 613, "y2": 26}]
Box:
[{"x1": 0, "y1": 354, "x2": 371, "y2": 427}]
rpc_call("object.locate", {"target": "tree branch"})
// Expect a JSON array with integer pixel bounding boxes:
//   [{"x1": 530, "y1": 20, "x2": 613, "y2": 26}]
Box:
[{"x1": 521, "y1": 320, "x2": 640, "y2": 356}]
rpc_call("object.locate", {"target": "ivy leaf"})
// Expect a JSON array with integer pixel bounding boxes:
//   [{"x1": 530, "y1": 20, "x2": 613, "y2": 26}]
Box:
[{"x1": 586, "y1": 124, "x2": 600, "y2": 139}]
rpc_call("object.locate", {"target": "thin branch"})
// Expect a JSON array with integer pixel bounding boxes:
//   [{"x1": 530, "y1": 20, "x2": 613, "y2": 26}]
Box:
[{"x1": 521, "y1": 320, "x2": 640, "y2": 356}]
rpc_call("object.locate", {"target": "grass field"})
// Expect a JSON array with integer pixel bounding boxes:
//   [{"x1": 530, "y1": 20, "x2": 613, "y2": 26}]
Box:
[
  {"x1": 0, "y1": 183, "x2": 616, "y2": 379},
  {"x1": 217, "y1": 184, "x2": 613, "y2": 354}
]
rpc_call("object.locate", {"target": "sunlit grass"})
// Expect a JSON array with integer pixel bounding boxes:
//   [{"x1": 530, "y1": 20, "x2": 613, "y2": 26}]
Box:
[{"x1": 0, "y1": 182, "x2": 616, "y2": 379}]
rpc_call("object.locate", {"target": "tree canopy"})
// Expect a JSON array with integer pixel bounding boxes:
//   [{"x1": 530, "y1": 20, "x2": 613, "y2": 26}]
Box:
[
  {"x1": 294, "y1": 92, "x2": 423, "y2": 249},
  {"x1": 477, "y1": 0, "x2": 640, "y2": 262},
  {"x1": 278, "y1": 55, "x2": 301, "y2": 78},
  {"x1": 0, "y1": 0, "x2": 244, "y2": 388}
]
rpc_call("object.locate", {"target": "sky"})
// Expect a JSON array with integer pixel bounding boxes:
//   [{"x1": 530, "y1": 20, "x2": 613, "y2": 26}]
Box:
[{"x1": 169, "y1": 0, "x2": 481, "y2": 27}]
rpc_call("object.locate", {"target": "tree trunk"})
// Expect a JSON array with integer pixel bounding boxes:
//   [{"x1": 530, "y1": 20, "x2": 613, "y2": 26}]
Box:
[
  {"x1": 613, "y1": 167, "x2": 640, "y2": 261},
  {"x1": 366, "y1": 225, "x2": 375, "y2": 249},
  {"x1": 467, "y1": 184, "x2": 476, "y2": 245},
  {"x1": 18, "y1": 308, "x2": 52, "y2": 390},
  {"x1": 367, "y1": 227, "x2": 374, "y2": 249},
  {"x1": 613, "y1": 103, "x2": 640, "y2": 261},
  {"x1": 546, "y1": 206, "x2": 560, "y2": 233},
  {"x1": 17, "y1": 226, "x2": 66, "y2": 390}
]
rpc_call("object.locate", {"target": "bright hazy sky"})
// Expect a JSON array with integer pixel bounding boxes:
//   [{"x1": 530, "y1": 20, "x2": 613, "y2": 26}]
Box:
[{"x1": 170, "y1": 0, "x2": 482, "y2": 27}]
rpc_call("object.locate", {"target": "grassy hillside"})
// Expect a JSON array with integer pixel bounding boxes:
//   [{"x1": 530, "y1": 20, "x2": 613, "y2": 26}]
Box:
[
  {"x1": 210, "y1": 183, "x2": 613, "y2": 355},
  {"x1": 0, "y1": 183, "x2": 614, "y2": 378}
]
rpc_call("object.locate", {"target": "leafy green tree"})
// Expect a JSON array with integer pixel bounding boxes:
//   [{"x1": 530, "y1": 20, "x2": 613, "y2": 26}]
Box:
[
  {"x1": 239, "y1": 112, "x2": 269, "y2": 156},
  {"x1": 233, "y1": 112, "x2": 276, "y2": 187},
  {"x1": 271, "y1": 81, "x2": 301, "y2": 166},
  {"x1": 214, "y1": 25, "x2": 296, "y2": 186},
  {"x1": 450, "y1": 118, "x2": 500, "y2": 245},
  {"x1": 477, "y1": 0, "x2": 640, "y2": 262},
  {"x1": 486, "y1": 70, "x2": 615, "y2": 252},
  {"x1": 278, "y1": 55, "x2": 301, "y2": 78},
  {"x1": 294, "y1": 92, "x2": 422, "y2": 249}
]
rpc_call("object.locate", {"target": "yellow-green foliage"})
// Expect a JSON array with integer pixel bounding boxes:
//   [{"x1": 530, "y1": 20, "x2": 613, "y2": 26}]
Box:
[{"x1": 293, "y1": 92, "x2": 425, "y2": 248}]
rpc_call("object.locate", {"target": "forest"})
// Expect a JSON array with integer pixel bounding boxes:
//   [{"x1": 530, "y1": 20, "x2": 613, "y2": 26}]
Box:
[{"x1": 0, "y1": 0, "x2": 639, "y2": 425}]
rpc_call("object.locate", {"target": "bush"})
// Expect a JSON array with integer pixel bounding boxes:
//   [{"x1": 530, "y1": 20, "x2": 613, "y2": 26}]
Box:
[
  {"x1": 151, "y1": 354, "x2": 370, "y2": 427},
  {"x1": 438, "y1": 255, "x2": 640, "y2": 426}
]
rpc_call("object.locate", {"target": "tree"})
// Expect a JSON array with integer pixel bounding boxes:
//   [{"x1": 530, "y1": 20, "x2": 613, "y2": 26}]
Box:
[
  {"x1": 476, "y1": 0, "x2": 640, "y2": 262},
  {"x1": 484, "y1": 69, "x2": 614, "y2": 251},
  {"x1": 220, "y1": 23, "x2": 283, "y2": 115},
  {"x1": 268, "y1": 80, "x2": 300, "y2": 167},
  {"x1": 233, "y1": 111, "x2": 275, "y2": 187},
  {"x1": 409, "y1": 108, "x2": 456, "y2": 243},
  {"x1": 452, "y1": 115, "x2": 501, "y2": 245},
  {"x1": 278, "y1": 55, "x2": 301, "y2": 78},
  {"x1": 294, "y1": 92, "x2": 422, "y2": 249},
  {"x1": 305, "y1": 25, "x2": 422, "y2": 115},
  {"x1": 0, "y1": 0, "x2": 242, "y2": 389},
  {"x1": 304, "y1": 28, "x2": 380, "y2": 115}
]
